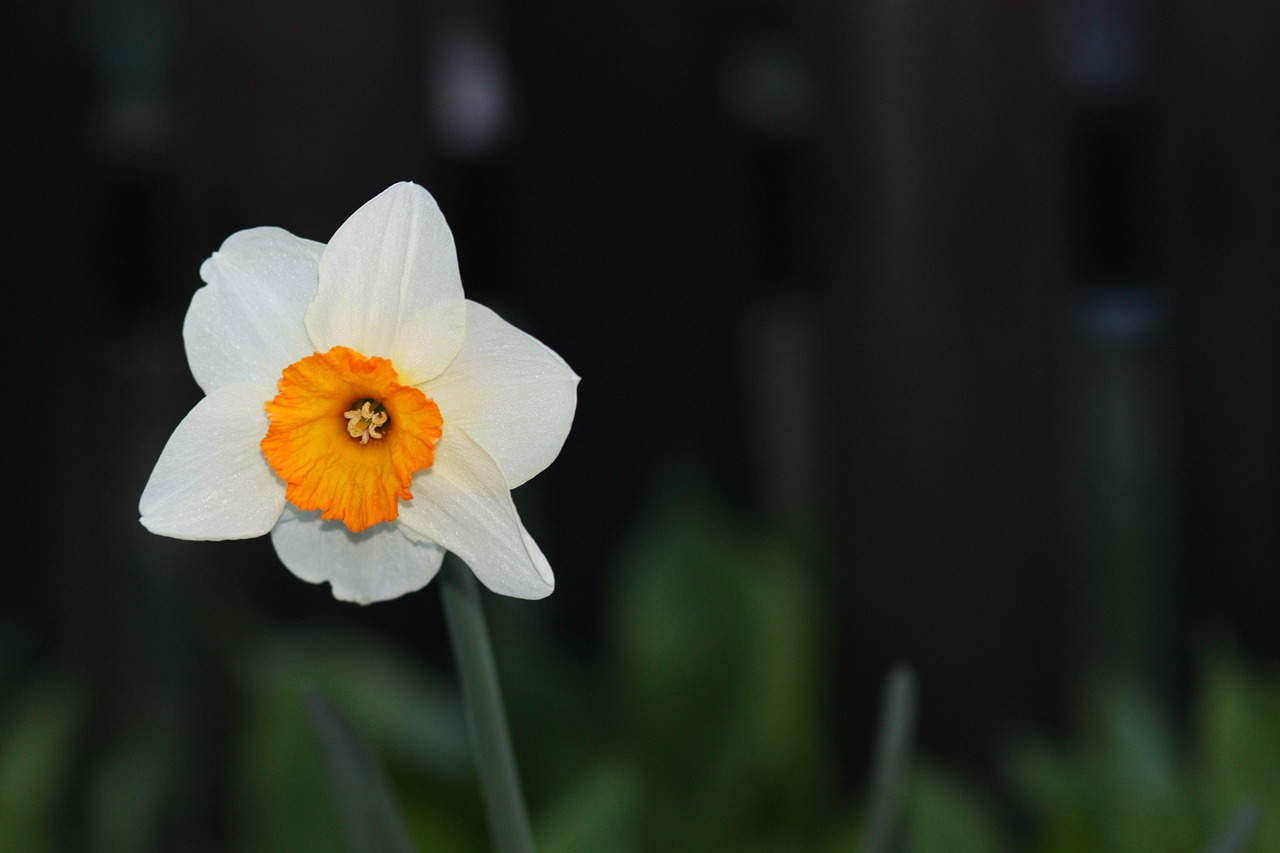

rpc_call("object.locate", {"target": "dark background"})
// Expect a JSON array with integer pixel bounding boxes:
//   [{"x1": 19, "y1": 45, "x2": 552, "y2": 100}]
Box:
[{"x1": 3, "y1": 0, "x2": 1278, "y2": 847}]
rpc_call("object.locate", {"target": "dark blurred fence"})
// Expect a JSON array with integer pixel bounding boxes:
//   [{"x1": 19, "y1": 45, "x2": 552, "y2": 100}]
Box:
[
  {"x1": 4, "y1": 0, "x2": 1278, "y2": 799},
  {"x1": 801, "y1": 1, "x2": 1279, "y2": 772}
]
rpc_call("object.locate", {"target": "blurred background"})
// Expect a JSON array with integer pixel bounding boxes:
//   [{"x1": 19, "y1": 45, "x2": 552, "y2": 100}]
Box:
[{"x1": 3, "y1": 1, "x2": 1279, "y2": 850}]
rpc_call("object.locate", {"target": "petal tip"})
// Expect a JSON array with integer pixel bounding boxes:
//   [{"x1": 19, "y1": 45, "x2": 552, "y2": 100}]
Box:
[
  {"x1": 472, "y1": 562, "x2": 555, "y2": 600},
  {"x1": 370, "y1": 180, "x2": 438, "y2": 211},
  {"x1": 525, "y1": 578, "x2": 555, "y2": 600}
]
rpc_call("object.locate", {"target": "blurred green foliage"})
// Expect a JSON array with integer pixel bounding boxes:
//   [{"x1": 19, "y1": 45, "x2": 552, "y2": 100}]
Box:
[
  {"x1": 1, "y1": 484, "x2": 1278, "y2": 851},
  {"x1": 1001, "y1": 645, "x2": 1280, "y2": 853},
  {"x1": 229, "y1": 632, "x2": 480, "y2": 853},
  {"x1": 0, "y1": 667, "x2": 90, "y2": 852}
]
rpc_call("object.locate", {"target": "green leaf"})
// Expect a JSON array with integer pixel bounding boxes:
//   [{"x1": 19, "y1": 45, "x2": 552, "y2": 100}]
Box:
[
  {"x1": 607, "y1": 477, "x2": 826, "y2": 850},
  {"x1": 903, "y1": 762, "x2": 1014, "y2": 853},
  {"x1": 228, "y1": 632, "x2": 473, "y2": 853},
  {"x1": 241, "y1": 632, "x2": 469, "y2": 777},
  {"x1": 305, "y1": 691, "x2": 418, "y2": 853},
  {"x1": 232, "y1": 686, "x2": 345, "y2": 853},
  {"x1": 85, "y1": 731, "x2": 171, "y2": 853},
  {"x1": 0, "y1": 670, "x2": 89, "y2": 853},
  {"x1": 1202, "y1": 802, "x2": 1260, "y2": 853},
  {"x1": 1192, "y1": 647, "x2": 1280, "y2": 852},
  {"x1": 538, "y1": 757, "x2": 645, "y2": 853}
]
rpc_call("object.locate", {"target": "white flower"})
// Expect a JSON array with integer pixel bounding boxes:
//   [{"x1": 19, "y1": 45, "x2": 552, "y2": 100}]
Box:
[{"x1": 139, "y1": 182, "x2": 578, "y2": 603}]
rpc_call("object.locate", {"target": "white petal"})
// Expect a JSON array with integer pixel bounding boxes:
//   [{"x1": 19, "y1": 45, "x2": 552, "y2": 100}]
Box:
[
  {"x1": 423, "y1": 301, "x2": 579, "y2": 489},
  {"x1": 139, "y1": 383, "x2": 284, "y2": 539},
  {"x1": 270, "y1": 506, "x2": 446, "y2": 604},
  {"x1": 186, "y1": 227, "x2": 324, "y2": 394},
  {"x1": 398, "y1": 424, "x2": 555, "y2": 599},
  {"x1": 306, "y1": 182, "x2": 466, "y2": 385}
]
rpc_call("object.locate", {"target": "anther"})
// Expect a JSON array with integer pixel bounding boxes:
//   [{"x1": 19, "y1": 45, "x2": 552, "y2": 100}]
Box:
[{"x1": 343, "y1": 399, "x2": 389, "y2": 445}]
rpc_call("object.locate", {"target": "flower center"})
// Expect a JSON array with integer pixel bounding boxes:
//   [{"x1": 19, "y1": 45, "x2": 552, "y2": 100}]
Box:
[
  {"x1": 344, "y1": 398, "x2": 388, "y2": 444},
  {"x1": 261, "y1": 346, "x2": 443, "y2": 533}
]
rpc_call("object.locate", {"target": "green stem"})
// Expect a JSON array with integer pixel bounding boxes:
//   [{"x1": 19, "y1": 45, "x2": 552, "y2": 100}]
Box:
[
  {"x1": 440, "y1": 558, "x2": 536, "y2": 853},
  {"x1": 859, "y1": 664, "x2": 917, "y2": 853}
]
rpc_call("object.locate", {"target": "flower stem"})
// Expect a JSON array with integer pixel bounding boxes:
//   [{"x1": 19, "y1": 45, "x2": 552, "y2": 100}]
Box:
[
  {"x1": 859, "y1": 664, "x2": 917, "y2": 853},
  {"x1": 440, "y1": 558, "x2": 537, "y2": 853}
]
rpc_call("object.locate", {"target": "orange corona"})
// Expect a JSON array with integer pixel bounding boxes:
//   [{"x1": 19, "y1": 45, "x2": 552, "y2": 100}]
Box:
[{"x1": 262, "y1": 346, "x2": 443, "y2": 532}]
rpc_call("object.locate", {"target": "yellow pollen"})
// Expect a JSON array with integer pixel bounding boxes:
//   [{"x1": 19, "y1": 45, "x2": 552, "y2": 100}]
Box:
[
  {"x1": 261, "y1": 346, "x2": 443, "y2": 532},
  {"x1": 344, "y1": 399, "x2": 389, "y2": 444}
]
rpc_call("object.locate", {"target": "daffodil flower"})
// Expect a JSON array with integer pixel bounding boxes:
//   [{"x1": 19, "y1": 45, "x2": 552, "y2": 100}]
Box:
[{"x1": 139, "y1": 182, "x2": 578, "y2": 603}]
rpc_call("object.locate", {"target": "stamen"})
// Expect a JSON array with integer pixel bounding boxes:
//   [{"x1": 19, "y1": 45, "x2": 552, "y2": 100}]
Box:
[{"x1": 344, "y1": 399, "x2": 389, "y2": 445}]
